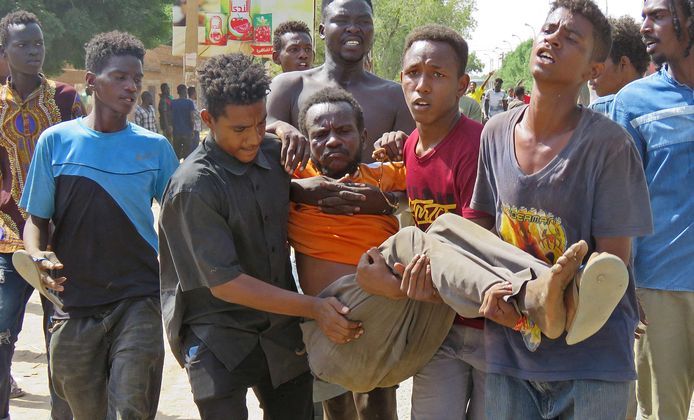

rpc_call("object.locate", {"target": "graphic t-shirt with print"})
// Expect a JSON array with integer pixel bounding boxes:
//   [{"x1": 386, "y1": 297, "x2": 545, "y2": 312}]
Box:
[
  {"x1": 404, "y1": 115, "x2": 490, "y2": 328},
  {"x1": 471, "y1": 106, "x2": 653, "y2": 381}
]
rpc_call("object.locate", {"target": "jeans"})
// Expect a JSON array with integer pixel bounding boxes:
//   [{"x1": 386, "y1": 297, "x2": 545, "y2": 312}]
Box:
[
  {"x1": 485, "y1": 373, "x2": 629, "y2": 419},
  {"x1": 411, "y1": 324, "x2": 486, "y2": 420},
  {"x1": 182, "y1": 333, "x2": 313, "y2": 420},
  {"x1": 49, "y1": 296, "x2": 164, "y2": 420},
  {"x1": 0, "y1": 253, "x2": 71, "y2": 420}
]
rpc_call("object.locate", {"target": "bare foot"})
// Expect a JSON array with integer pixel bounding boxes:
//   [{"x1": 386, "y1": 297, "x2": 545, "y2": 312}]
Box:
[
  {"x1": 564, "y1": 252, "x2": 599, "y2": 332},
  {"x1": 522, "y1": 240, "x2": 588, "y2": 339}
]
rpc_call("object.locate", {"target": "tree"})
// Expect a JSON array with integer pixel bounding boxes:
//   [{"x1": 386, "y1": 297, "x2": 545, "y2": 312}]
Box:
[
  {"x1": 496, "y1": 39, "x2": 534, "y2": 92},
  {"x1": 0, "y1": 0, "x2": 171, "y2": 76},
  {"x1": 466, "y1": 52, "x2": 483, "y2": 73},
  {"x1": 372, "y1": 0, "x2": 477, "y2": 80}
]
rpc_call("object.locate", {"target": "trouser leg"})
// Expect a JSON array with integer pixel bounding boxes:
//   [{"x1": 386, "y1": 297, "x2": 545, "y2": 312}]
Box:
[
  {"x1": 0, "y1": 252, "x2": 34, "y2": 419},
  {"x1": 635, "y1": 288, "x2": 694, "y2": 420},
  {"x1": 106, "y1": 297, "x2": 164, "y2": 420}
]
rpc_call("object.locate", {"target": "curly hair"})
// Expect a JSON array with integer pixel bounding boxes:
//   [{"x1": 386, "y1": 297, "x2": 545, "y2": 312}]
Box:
[
  {"x1": 609, "y1": 16, "x2": 650, "y2": 75},
  {"x1": 321, "y1": 0, "x2": 373, "y2": 18},
  {"x1": 298, "y1": 87, "x2": 364, "y2": 136},
  {"x1": 273, "y1": 20, "x2": 312, "y2": 52},
  {"x1": 670, "y1": 0, "x2": 694, "y2": 57},
  {"x1": 402, "y1": 24, "x2": 469, "y2": 76},
  {"x1": 549, "y1": 0, "x2": 612, "y2": 62},
  {"x1": 0, "y1": 10, "x2": 41, "y2": 47},
  {"x1": 197, "y1": 53, "x2": 270, "y2": 119},
  {"x1": 84, "y1": 31, "x2": 145, "y2": 74}
]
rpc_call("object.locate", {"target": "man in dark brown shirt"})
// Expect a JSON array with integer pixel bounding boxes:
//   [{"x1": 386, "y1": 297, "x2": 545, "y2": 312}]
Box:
[{"x1": 159, "y1": 53, "x2": 363, "y2": 420}]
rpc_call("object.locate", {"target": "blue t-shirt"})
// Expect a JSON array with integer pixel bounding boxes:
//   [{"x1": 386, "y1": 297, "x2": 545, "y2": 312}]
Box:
[
  {"x1": 588, "y1": 93, "x2": 615, "y2": 116},
  {"x1": 19, "y1": 118, "x2": 179, "y2": 317},
  {"x1": 611, "y1": 67, "x2": 694, "y2": 292},
  {"x1": 171, "y1": 98, "x2": 195, "y2": 137},
  {"x1": 472, "y1": 106, "x2": 652, "y2": 382}
]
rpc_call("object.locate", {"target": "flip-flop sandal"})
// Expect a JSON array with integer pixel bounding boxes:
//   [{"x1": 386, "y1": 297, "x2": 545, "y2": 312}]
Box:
[
  {"x1": 12, "y1": 250, "x2": 64, "y2": 309},
  {"x1": 565, "y1": 253, "x2": 627, "y2": 345}
]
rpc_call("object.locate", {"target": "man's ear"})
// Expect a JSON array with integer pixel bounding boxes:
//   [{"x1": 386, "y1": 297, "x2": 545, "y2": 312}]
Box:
[
  {"x1": 586, "y1": 61, "x2": 604, "y2": 82},
  {"x1": 318, "y1": 23, "x2": 326, "y2": 40},
  {"x1": 272, "y1": 50, "x2": 281, "y2": 65},
  {"x1": 618, "y1": 55, "x2": 632, "y2": 72},
  {"x1": 458, "y1": 73, "x2": 470, "y2": 99},
  {"x1": 201, "y1": 109, "x2": 215, "y2": 130}
]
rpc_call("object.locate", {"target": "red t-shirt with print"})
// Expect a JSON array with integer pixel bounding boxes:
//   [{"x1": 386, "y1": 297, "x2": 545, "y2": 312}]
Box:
[{"x1": 404, "y1": 115, "x2": 490, "y2": 328}]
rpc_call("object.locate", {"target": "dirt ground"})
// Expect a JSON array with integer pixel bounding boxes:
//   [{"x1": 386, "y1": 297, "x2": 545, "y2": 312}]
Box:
[{"x1": 8, "y1": 291, "x2": 414, "y2": 420}]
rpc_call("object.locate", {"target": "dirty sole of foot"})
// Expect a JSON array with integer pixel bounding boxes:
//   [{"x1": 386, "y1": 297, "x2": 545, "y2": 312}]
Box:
[{"x1": 565, "y1": 253, "x2": 628, "y2": 345}]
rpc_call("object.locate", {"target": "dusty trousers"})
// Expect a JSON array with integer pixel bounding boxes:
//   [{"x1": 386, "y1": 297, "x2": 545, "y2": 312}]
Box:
[{"x1": 301, "y1": 213, "x2": 548, "y2": 393}]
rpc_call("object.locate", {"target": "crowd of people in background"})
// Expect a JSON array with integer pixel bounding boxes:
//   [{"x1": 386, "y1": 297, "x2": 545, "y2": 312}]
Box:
[{"x1": 0, "y1": 0, "x2": 692, "y2": 419}]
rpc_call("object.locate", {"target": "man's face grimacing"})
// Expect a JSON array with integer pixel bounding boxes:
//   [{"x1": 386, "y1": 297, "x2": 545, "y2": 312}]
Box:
[
  {"x1": 273, "y1": 32, "x2": 314, "y2": 72},
  {"x1": 532, "y1": 7, "x2": 603, "y2": 87},
  {"x1": 2, "y1": 22, "x2": 44, "y2": 77},
  {"x1": 306, "y1": 101, "x2": 365, "y2": 178},
  {"x1": 320, "y1": 0, "x2": 374, "y2": 63},
  {"x1": 202, "y1": 101, "x2": 267, "y2": 163},
  {"x1": 401, "y1": 40, "x2": 468, "y2": 127},
  {"x1": 641, "y1": 0, "x2": 688, "y2": 66}
]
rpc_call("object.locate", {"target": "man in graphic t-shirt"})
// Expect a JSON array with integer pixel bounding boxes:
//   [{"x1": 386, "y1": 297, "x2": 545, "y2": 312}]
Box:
[
  {"x1": 376, "y1": 25, "x2": 494, "y2": 419},
  {"x1": 470, "y1": 2, "x2": 652, "y2": 418}
]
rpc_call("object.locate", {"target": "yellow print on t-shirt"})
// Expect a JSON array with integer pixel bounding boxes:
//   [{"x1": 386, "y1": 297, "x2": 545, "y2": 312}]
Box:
[
  {"x1": 409, "y1": 198, "x2": 457, "y2": 226},
  {"x1": 499, "y1": 204, "x2": 567, "y2": 264}
]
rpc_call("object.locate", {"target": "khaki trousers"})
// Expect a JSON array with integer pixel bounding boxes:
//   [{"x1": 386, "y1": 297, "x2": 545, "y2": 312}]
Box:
[
  {"x1": 301, "y1": 213, "x2": 549, "y2": 393},
  {"x1": 635, "y1": 288, "x2": 694, "y2": 420}
]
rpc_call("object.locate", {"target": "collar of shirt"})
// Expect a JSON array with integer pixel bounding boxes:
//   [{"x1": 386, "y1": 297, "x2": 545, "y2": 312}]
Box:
[
  {"x1": 2, "y1": 73, "x2": 49, "y2": 105},
  {"x1": 202, "y1": 134, "x2": 271, "y2": 176}
]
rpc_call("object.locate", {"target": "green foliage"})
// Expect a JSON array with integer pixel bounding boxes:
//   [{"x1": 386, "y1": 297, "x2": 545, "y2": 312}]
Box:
[
  {"x1": 466, "y1": 52, "x2": 483, "y2": 73},
  {"x1": 372, "y1": 0, "x2": 476, "y2": 80},
  {"x1": 496, "y1": 39, "x2": 534, "y2": 91},
  {"x1": 0, "y1": 0, "x2": 171, "y2": 76}
]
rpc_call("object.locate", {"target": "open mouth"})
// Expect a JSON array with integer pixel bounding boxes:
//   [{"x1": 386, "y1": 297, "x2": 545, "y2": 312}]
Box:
[
  {"x1": 643, "y1": 39, "x2": 657, "y2": 52},
  {"x1": 344, "y1": 39, "x2": 361, "y2": 47},
  {"x1": 537, "y1": 51, "x2": 555, "y2": 64},
  {"x1": 411, "y1": 98, "x2": 431, "y2": 110},
  {"x1": 297, "y1": 62, "x2": 309, "y2": 68}
]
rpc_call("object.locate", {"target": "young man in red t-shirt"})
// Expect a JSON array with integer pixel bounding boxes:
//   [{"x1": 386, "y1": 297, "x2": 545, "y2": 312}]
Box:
[{"x1": 376, "y1": 24, "x2": 494, "y2": 420}]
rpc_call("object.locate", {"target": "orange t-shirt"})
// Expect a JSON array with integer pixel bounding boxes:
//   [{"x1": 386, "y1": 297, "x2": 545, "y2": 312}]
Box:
[{"x1": 289, "y1": 161, "x2": 406, "y2": 265}]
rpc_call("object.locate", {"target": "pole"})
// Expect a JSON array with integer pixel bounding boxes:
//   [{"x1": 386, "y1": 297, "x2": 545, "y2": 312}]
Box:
[{"x1": 184, "y1": 0, "x2": 199, "y2": 86}]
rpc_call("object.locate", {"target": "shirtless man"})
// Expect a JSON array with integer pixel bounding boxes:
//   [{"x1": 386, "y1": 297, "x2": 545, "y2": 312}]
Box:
[{"x1": 267, "y1": 0, "x2": 414, "y2": 166}]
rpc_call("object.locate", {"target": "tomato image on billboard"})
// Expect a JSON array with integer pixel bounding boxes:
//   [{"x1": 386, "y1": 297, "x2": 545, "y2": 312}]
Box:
[{"x1": 227, "y1": 0, "x2": 253, "y2": 41}]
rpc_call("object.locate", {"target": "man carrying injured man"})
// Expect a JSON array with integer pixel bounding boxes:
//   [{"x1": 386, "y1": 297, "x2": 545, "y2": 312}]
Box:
[{"x1": 293, "y1": 88, "x2": 630, "y2": 394}]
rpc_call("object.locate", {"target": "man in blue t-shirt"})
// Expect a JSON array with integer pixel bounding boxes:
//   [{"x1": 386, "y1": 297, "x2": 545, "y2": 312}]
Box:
[
  {"x1": 171, "y1": 83, "x2": 196, "y2": 160},
  {"x1": 18, "y1": 31, "x2": 178, "y2": 418},
  {"x1": 471, "y1": 1, "x2": 652, "y2": 418},
  {"x1": 611, "y1": 1, "x2": 694, "y2": 418}
]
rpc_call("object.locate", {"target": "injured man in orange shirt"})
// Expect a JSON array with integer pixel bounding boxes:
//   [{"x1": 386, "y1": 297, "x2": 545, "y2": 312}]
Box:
[{"x1": 287, "y1": 88, "x2": 630, "y2": 394}]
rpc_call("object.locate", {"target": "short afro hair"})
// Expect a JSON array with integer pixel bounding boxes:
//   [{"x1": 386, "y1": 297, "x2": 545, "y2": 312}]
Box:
[
  {"x1": 549, "y1": 0, "x2": 612, "y2": 62},
  {"x1": 0, "y1": 10, "x2": 41, "y2": 48},
  {"x1": 608, "y1": 16, "x2": 650, "y2": 75},
  {"x1": 273, "y1": 20, "x2": 312, "y2": 52},
  {"x1": 298, "y1": 87, "x2": 364, "y2": 135},
  {"x1": 197, "y1": 53, "x2": 270, "y2": 119},
  {"x1": 84, "y1": 31, "x2": 145, "y2": 74},
  {"x1": 403, "y1": 25, "x2": 469, "y2": 76},
  {"x1": 321, "y1": 0, "x2": 373, "y2": 19},
  {"x1": 514, "y1": 86, "x2": 526, "y2": 98}
]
